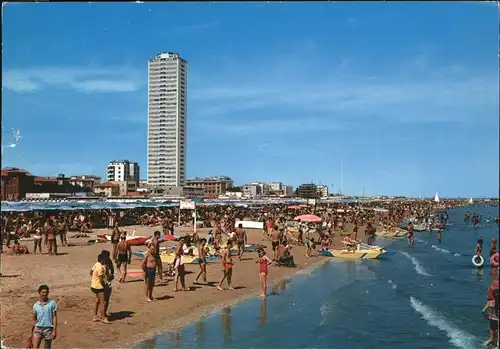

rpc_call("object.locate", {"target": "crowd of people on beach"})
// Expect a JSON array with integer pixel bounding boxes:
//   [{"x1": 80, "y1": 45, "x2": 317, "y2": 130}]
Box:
[{"x1": 2, "y1": 198, "x2": 499, "y2": 348}]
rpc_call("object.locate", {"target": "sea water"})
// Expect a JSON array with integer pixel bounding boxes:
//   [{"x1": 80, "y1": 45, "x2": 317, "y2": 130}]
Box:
[{"x1": 137, "y1": 205, "x2": 499, "y2": 349}]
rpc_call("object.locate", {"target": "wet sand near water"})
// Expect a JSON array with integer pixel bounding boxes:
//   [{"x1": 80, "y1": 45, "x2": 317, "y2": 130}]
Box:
[{"x1": 1, "y1": 223, "x2": 369, "y2": 348}]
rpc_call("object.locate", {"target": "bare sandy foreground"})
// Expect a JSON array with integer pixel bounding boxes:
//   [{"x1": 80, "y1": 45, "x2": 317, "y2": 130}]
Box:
[{"x1": 1, "y1": 224, "x2": 368, "y2": 348}]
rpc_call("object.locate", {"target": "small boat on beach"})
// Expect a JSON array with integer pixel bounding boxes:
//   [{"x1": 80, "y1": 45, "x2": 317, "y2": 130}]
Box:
[
  {"x1": 97, "y1": 234, "x2": 149, "y2": 246},
  {"x1": 412, "y1": 223, "x2": 430, "y2": 232},
  {"x1": 320, "y1": 238, "x2": 388, "y2": 260}
]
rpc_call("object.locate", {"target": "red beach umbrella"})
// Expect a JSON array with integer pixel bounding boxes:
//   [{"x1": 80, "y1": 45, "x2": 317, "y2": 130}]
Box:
[{"x1": 294, "y1": 214, "x2": 322, "y2": 223}]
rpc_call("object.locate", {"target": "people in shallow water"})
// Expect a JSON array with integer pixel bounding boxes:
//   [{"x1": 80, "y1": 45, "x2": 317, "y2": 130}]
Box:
[
  {"x1": 437, "y1": 229, "x2": 442, "y2": 244},
  {"x1": 464, "y1": 212, "x2": 471, "y2": 224},
  {"x1": 406, "y1": 222, "x2": 414, "y2": 246},
  {"x1": 483, "y1": 287, "x2": 500, "y2": 346},
  {"x1": 476, "y1": 239, "x2": 484, "y2": 259},
  {"x1": 490, "y1": 238, "x2": 498, "y2": 258}
]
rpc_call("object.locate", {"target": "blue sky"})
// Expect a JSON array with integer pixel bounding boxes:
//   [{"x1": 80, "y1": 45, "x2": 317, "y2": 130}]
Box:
[{"x1": 2, "y1": 2, "x2": 499, "y2": 197}]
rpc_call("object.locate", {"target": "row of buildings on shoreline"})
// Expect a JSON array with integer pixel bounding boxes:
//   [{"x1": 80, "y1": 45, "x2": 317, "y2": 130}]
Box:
[{"x1": 1, "y1": 165, "x2": 333, "y2": 202}]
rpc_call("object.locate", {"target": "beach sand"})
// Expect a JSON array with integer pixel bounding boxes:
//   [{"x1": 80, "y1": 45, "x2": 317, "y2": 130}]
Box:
[{"x1": 1, "y1": 223, "x2": 366, "y2": 348}]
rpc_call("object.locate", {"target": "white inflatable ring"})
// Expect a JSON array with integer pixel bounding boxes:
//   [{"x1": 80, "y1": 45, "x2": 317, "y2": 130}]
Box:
[{"x1": 472, "y1": 255, "x2": 484, "y2": 267}]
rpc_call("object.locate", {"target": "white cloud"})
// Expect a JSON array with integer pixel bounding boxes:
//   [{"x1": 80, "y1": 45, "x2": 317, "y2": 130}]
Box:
[
  {"x1": 74, "y1": 80, "x2": 138, "y2": 93},
  {"x1": 190, "y1": 59, "x2": 498, "y2": 124},
  {"x1": 2, "y1": 67, "x2": 142, "y2": 94},
  {"x1": 196, "y1": 117, "x2": 343, "y2": 135}
]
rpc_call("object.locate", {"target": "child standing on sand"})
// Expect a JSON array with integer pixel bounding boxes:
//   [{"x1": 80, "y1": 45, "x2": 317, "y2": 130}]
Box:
[
  {"x1": 256, "y1": 248, "x2": 273, "y2": 298},
  {"x1": 305, "y1": 238, "x2": 315, "y2": 257}
]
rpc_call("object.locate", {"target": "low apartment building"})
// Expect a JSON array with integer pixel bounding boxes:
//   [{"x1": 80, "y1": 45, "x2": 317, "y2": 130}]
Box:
[
  {"x1": 68, "y1": 175, "x2": 101, "y2": 191},
  {"x1": 94, "y1": 182, "x2": 120, "y2": 197},
  {"x1": 185, "y1": 176, "x2": 233, "y2": 199}
]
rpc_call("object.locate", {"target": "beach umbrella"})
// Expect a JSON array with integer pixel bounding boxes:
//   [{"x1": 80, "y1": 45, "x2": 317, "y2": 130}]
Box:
[
  {"x1": 294, "y1": 214, "x2": 322, "y2": 223},
  {"x1": 163, "y1": 234, "x2": 179, "y2": 241}
]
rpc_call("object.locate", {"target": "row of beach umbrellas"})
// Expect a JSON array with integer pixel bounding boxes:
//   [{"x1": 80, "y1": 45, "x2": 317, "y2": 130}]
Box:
[{"x1": 0, "y1": 199, "x2": 310, "y2": 212}]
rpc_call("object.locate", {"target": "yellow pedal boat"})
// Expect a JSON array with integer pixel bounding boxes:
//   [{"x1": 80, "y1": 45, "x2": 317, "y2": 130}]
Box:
[{"x1": 320, "y1": 242, "x2": 388, "y2": 260}]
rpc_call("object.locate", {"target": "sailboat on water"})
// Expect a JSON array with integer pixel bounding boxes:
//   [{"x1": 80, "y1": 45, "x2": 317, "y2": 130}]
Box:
[
  {"x1": 433, "y1": 192, "x2": 440, "y2": 203},
  {"x1": 468, "y1": 198, "x2": 473, "y2": 205}
]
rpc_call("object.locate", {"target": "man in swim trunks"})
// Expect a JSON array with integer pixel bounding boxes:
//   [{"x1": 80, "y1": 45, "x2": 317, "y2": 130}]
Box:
[
  {"x1": 194, "y1": 238, "x2": 208, "y2": 284},
  {"x1": 234, "y1": 223, "x2": 247, "y2": 261},
  {"x1": 152, "y1": 231, "x2": 163, "y2": 281},
  {"x1": 142, "y1": 243, "x2": 157, "y2": 301},
  {"x1": 217, "y1": 240, "x2": 235, "y2": 291},
  {"x1": 116, "y1": 234, "x2": 131, "y2": 283},
  {"x1": 45, "y1": 219, "x2": 57, "y2": 256},
  {"x1": 173, "y1": 239, "x2": 187, "y2": 292},
  {"x1": 111, "y1": 222, "x2": 121, "y2": 262}
]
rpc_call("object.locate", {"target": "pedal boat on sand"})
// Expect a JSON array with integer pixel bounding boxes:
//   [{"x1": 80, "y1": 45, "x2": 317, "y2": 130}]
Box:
[
  {"x1": 320, "y1": 238, "x2": 388, "y2": 260},
  {"x1": 97, "y1": 233, "x2": 149, "y2": 246}
]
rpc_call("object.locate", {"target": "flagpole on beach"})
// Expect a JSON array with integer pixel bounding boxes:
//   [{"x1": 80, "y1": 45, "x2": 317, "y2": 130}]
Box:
[{"x1": 340, "y1": 159, "x2": 344, "y2": 199}]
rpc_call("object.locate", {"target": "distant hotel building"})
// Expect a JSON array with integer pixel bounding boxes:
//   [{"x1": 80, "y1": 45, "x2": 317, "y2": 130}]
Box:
[
  {"x1": 147, "y1": 52, "x2": 187, "y2": 188},
  {"x1": 68, "y1": 175, "x2": 101, "y2": 191},
  {"x1": 296, "y1": 183, "x2": 318, "y2": 199},
  {"x1": 316, "y1": 184, "x2": 328, "y2": 198},
  {"x1": 185, "y1": 176, "x2": 233, "y2": 199},
  {"x1": 106, "y1": 160, "x2": 140, "y2": 186}
]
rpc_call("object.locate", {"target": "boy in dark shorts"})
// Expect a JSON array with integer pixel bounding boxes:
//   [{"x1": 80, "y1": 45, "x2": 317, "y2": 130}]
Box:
[
  {"x1": 116, "y1": 234, "x2": 131, "y2": 283},
  {"x1": 31, "y1": 284, "x2": 58, "y2": 349}
]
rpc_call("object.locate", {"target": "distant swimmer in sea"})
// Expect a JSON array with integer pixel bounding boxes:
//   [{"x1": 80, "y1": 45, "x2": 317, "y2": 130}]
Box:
[
  {"x1": 437, "y1": 229, "x2": 442, "y2": 244},
  {"x1": 465, "y1": 212, "x2": 471, "y2": 225},
  {"x1": 406, "y1": 222, "x2": 414, "y2": 246}
]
